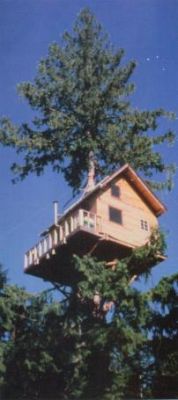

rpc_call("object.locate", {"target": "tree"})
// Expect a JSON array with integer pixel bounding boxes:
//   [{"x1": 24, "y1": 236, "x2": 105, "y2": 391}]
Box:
[
  {"x1": 148, "y1": 273, "x2": 178, "y2": 398},
  {"x1": 0, "y1": 8, "x2": 175, "y2": 192},
  {"x1": 0, "y1": 231, "x2": 167, "y2": 400},
  {"x1": 3, "y1": 292, "x2": 66, "y2": 400},
  {"x1": 0, "y1": 279, "x2": 69, "y2": 400},
  {"x1": 0, "y1": 265, "x2": 66, "y2": 399},
  {"x1": 0, "y1": 7, "x2": 176, "y2": 400},
  {"x1": 52, "y1": 230, "x2": 166, "y2": 400}
]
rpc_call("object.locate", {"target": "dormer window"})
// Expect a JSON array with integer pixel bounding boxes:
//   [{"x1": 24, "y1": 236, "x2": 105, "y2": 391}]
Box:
[
  {"x1": 111, "y1": 184, "x2": 120, "y2": 198},
  {"x1": 140, "y1": 219, "x2": 149, "y2": 231}
]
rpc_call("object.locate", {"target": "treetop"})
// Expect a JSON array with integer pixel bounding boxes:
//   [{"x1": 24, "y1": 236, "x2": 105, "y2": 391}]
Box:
[{"x1": 0, "y1": 7, "x2": 175, "y2": 192}]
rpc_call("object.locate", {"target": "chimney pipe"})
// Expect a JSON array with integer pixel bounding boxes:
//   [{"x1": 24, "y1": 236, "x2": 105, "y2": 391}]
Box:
[{"x1": 53, "y1": 201, "x2": 59, "y2": 225}]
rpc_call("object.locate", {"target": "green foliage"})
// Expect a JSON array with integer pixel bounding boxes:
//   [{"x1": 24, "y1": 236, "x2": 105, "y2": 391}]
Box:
[
  {"x1": 0, "y1": 264, "x2": 7, "y2": 290},
  {"x1": 0, "y1": 7, "x2": 176, "y2": 400},
  {"x1": 0, "y1": 266, "x2": 67, "y2": 399},
  {"x1": 0, "y1": 230, "x2": 176, "y2": 399},
  {"x1": 148, "y1": 273, "x2": 178, "y2": 398},
  {"x1": 127, "y1": 227, "x2": 167, "y2": 277},
  {"x1": 60, "y1": 231, "x2": 164, "y2": 399},
  {"x1": 0, "y1": 8, "x2": 175, "y2": 192}
]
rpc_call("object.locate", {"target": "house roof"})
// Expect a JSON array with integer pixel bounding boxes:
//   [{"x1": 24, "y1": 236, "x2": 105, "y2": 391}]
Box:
[{"x1": 61, "y1": 164, "x2": 166, "y2": 221}]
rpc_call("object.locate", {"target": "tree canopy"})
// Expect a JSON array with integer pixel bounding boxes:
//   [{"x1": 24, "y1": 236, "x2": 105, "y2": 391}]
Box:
[
  {"x1": 149, "y1": 273, "x2": 178, "y2": 398},
  {"x1": 0, "y1": 232, "x2": 177, "y2": 399},
  {"x1": 0, "y1": 8, "x2": 177, "y2": 400},
  {"x1": 0, "y1": 8, "x2": 175, "y2": 192}
]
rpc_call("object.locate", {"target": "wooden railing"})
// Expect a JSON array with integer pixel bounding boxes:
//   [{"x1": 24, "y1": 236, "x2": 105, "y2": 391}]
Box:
[{"x1": 24, "y1": 209, "x2": 101, "y2": 270}]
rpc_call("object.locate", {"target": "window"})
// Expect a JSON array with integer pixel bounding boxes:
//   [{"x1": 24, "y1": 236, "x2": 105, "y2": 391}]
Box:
[
  {"x1": 111, "y1": 184, "x2": 120, "y2": 198},
  {"x1": 140, "y1": 219, "x2": 149, "y2": 231},
  {"x1": 109, "y1": 206, "x2": 122, "y2": 224}
]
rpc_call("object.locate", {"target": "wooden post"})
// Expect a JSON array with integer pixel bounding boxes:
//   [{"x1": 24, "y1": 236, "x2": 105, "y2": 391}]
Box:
[
  {"x1": 65, "y1": 220, "x2": 69, "y2": 237},
  {"x1": 29, "y1": 250, "x2": 33, "y2": 265},
  {"x1": 93, "y1": 213, "x2": 97, "y2": 230},
  {"x1": 79, "y1": 209, "x2": 83, "y2": 227},
  {"x1": 24, "y1": 253, "x2": 28, "y2": 269},
  {"x1": 48, "y1": 233, "x2": 53, "y2": 250},
  {"x1": 106, "y1": 259, "x2": 117, "y2": 270},
  {"x1": 53, "y1": 201, "x2": 59, "y2": 225},
  {"x1": 70, "y1": 215, "x2": 74, "y2": 232},
  {"x1": 43, "y1": 238, "x2": 48, "y2": 254},
  {"x1": 38, "y1": 242, "x2": 42, "y2": 257},
  {"x1": 129, "y1": 275, "x2": 137, "y2": 284},
  {"x1": 34, "y1": 246, "x2": 38, "y2": 262},
  {"x1": 59, "y1": 225, "x2": 63, "y2": 242},
  {"x1": 53, "y1": 229, "x2": 58, "y2": 245}
]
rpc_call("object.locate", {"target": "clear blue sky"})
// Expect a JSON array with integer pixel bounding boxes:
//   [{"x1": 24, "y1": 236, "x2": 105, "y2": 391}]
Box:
[{"x1": 0, "y1": 0, "x2": 177, "y2": 293}]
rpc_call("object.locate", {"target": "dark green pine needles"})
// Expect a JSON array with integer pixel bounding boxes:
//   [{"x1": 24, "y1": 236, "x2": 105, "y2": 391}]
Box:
[{"x1": 0, "y1": 8, "x2": 175, "y2": 192}]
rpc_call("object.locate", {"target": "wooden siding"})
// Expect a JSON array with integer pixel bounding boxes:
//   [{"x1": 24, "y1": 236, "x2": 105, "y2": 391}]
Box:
[
  {"x1": 82, "y1": 195, "x2": 97, "y2": 214},
  {"x1": 24, "y1": 174, "x2": 165, "y2": 282},
  {"x1": 96, "y1": 177, "x2": 158, "y2": 248}
]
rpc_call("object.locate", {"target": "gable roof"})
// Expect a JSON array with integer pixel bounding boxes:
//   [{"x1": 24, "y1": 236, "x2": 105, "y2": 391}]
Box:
[{"x1": 62, "y1": 164, "x2": 166, "y2": 221}]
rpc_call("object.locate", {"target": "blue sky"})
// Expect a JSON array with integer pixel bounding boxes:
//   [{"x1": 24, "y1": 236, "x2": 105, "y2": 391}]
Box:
[{"x1": 0, "y1": 0, "x2": 177, "y2": 293}]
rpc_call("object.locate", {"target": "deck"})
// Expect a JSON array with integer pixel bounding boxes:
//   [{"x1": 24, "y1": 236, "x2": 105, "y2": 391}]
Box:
[
  {"x1": 24, "y1": 206, "x2": 165, "y2": 285},
  {"x1": 24, "y1": 209, "x2": 102, "y2": 270}
]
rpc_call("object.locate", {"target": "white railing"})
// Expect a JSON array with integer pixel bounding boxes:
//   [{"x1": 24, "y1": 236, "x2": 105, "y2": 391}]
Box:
[{"x1": 24, "y1": 209, "x2": 101, "y2": 270}]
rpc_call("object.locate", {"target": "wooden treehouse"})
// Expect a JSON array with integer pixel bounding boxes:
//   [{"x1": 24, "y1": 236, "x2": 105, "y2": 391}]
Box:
[{"x1": 24, "y1": 163, "x2": 166, "y2": 285}]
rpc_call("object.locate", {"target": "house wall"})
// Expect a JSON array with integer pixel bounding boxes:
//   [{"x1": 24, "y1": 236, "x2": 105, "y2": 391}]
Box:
[
  {"x1": 82, "y1": 195, "x2": 97, "y2": 214},
  {"x1": 95, "y1": 177, "x2": 158, "y2": 248}
]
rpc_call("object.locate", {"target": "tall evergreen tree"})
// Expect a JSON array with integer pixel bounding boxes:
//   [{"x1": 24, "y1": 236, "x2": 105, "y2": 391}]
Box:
[
  {"x1": 0, "y1": 8, "x2": 176, "y2": 400},
  {"x1": 0, "y1": 232, "x2": 167, "y2": 400},
  {"x1": 0, "y1": 8, "x2": 175, "y2": 191},
  {"x1": 148, "y1": 273, "x2": 178, "y2": 398},
  {"x1": 0, "y1": 277, "x2": 69, "y2": 400}
]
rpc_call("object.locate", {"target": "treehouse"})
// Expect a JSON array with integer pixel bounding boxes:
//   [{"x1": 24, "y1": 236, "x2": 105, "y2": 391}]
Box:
[{"x1": 24, "y1": 163, "x2": 166, "y2": 285}]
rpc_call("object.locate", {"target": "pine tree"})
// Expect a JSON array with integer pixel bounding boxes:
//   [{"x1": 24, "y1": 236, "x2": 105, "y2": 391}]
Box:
[
  {"x1": 0, "y1": 8, "x2": 176, "y2": 399},
  {"x1": 0, "y1": 8, "x2": 175, "y2": 192},
  {"x1": 54, "y1": 230, "x2": 166, "y2": 399},
  {"x1": 1, "y1": 283, "x2": 68, "y2": 400},
  {"x1": 0, "y1": 232, "x2": 167, "y2": 400},
  {"x1": 148, "y1": 273, "x2": 178, "y2": 398}
]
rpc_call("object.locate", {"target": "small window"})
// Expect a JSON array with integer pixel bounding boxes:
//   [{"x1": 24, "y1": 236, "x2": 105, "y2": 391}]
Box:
[
  {"x1": 109, "y1": 206, "x2": 122, "y2": 224},
  {"x1": 140, "y1": 219, "x2": 149, "y2": 231},
  {"x1": 111, "y1": 184, "x2": 120, "y2": 198}
]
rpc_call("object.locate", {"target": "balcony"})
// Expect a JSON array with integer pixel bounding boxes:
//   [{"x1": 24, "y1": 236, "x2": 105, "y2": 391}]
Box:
[{"x1": 24, "y1": 209, "x2": 101, "y2": 271}]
